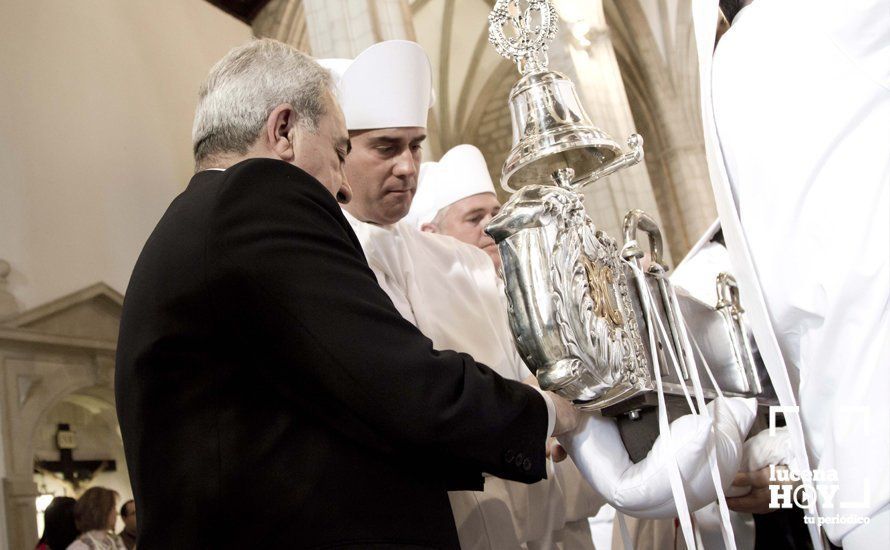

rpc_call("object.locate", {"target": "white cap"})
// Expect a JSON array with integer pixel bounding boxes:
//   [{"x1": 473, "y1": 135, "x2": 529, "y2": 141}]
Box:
[
  {"x1": 318, "y1": 40, "x2": 434, "y2": 130},
  {"x1": 405, "y1": 144, "x2": 497, "y2": 228}
]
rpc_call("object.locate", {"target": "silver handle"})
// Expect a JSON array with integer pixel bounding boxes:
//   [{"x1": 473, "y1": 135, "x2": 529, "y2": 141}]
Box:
[{"x1": 571, "y1": 133, "x2": 644, "y2": 191}]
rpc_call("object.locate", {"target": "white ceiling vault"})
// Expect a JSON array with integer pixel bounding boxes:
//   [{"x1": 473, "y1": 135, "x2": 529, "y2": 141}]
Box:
[
  {"x1": 409, "y1": 0, "x2": 509, "y2": 159},
  {"x1": 407, "y1": 0, "x2": 688, "y2": 154}
]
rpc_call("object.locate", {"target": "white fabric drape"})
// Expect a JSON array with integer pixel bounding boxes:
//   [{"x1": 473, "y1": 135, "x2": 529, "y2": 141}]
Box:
[{"x1": 693, "y1": 0, "x2": 890, "y2": 546}]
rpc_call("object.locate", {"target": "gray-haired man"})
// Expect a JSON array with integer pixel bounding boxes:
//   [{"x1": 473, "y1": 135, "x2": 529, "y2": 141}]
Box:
[{"x1": 116, "y1": 38, "x2": 577, "y2": 549}]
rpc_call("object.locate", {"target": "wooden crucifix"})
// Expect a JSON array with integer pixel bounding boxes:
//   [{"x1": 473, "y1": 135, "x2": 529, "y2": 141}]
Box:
[{"x1": 34, "y1": 423, "x2": 116, "y2": 489}]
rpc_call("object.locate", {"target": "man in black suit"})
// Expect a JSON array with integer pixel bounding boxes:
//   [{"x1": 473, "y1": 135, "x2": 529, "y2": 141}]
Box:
[{"x1": 115, "y1": 38, "x2": 578, "y2": 549}]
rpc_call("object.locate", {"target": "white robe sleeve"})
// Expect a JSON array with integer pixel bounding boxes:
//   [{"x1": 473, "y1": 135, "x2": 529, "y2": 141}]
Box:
[{"x1": 709, "y1": 1, "x2": 890, "y2": 544}]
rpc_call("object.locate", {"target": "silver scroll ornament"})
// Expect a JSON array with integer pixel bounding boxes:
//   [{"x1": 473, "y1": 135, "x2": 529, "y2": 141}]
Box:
[{"x1": 487, "y1": 175, "x2": 651, "y2": 411}]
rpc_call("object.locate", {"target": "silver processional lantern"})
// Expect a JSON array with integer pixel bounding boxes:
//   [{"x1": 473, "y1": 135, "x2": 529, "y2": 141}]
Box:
[{"x1": 485, "y1": 0, "x2": 773, "y2": 429}]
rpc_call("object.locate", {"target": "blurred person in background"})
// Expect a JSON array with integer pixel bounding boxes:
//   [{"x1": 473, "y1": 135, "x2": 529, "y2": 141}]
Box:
[
  {"x1": 35, "y1": 496, "x2": 78, "y2": 550},
  {"x1": 118, "y1": 499, "x2": 137, "y2": 550},
  {"x1": 407, "y1": 144, "x2": 503, "y2": 271},
  {"x1": 68, "y1": 487, "x2": 126, "y2": 550}
]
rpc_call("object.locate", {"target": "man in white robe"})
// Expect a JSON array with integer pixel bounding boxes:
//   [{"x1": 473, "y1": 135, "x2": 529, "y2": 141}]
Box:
[
  {"x1": 319, "y1": 42, "x2": 602, "y2": 549},
  {"x1": 694, "y1": 1, "x2": 890, "y2": 547},
  {"x1": 405, "y1": 144, "x2": 502, "y2": 270},
  {"x1": 407, "y1": 143, "x2": 610, "y2": 549}
]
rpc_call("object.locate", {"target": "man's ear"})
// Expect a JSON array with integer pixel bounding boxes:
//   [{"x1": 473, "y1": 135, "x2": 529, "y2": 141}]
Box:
[
  {"x1": 420, "y1": 222, "x2": 438, "y2": 234},
  {"x1": 266, "y1": 104, "x2": 298, "y2": 161}
]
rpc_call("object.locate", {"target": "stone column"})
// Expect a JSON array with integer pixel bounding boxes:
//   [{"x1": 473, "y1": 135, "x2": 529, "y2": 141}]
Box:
[
  {"x1": 252, "y1": 0, "x2": 313, "y2": 52},
  {"x1": 551, "y1": 0, "x2": 670, "y2": 261},
  {"x1": 302, "y1": 0, "x2": 415, "y2": 59},
  {"x1": 0, "y1": 260, "x2": 15, "y2": 550},
  {"x1": 3, "y1": 477, "x2": 37, "y2": 550},
  {"x1": 0, "y1": 260, "x2": 18, "y2": 322},
  {"x1": 603, "y1": 0, "x2": 717, "y2": 259},
  {"x1": 296, "y1": 1, "x2": 444, "y2": 162}
]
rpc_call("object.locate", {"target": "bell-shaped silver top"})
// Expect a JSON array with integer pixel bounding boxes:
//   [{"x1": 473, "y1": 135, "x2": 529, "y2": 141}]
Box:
[
  {"x1": 502, "y1": 70, "x2": 626, "y2": 192},
  {"x1": 488, "y1": 0, "x2": 644, "y2": 192}
]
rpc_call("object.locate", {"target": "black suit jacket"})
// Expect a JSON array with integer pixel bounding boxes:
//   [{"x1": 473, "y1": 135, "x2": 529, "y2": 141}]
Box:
[{"x1": 115, "y1": 158, "x2": 548, "y2": 549}]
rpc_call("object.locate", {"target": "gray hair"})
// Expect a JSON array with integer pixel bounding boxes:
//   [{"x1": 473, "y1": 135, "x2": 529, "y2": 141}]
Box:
[{"x1": 192, "y1": 38, "x2": 332, "y2": 166}]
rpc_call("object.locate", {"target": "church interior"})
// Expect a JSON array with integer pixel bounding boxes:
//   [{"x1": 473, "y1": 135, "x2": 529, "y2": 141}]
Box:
[{"x1": 1, "y1": 1, "x2": 720, "y2": 548}]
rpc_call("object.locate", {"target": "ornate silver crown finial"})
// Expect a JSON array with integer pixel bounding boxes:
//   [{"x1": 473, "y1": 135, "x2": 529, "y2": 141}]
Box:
[{"x1": 488, "y1": 0, "x2": 558, "y2": 74}]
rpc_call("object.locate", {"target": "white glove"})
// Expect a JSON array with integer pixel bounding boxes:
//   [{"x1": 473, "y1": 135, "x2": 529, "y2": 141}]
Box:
[
  {"x1": 741, "y1": 425, "x2": 795, "y2": 473},
  {"x1": 724, "y1": 425, "x2": 797, "y2": 498},
  {"x1": 559, "y1": 397, "x2": 757, "y2": 518}
]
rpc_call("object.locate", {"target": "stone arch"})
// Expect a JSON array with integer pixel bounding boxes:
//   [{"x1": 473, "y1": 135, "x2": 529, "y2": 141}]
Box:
[
  {"x1": 0, "y1": 282, "x2": 122, "y2": 550},
  {"x1": 31, "y1": 382, "x2": 126, "y2": 498},
  {"x1": 603, "y1": 0, "x2": 715, "y2": 260},
  {"x1": 462, "y1": 59, "x2": 518, "y2": 202},
  {"x1": 614, "y1": 47, "x2": 691, "y2": 259},
  {"x1": 27, "y1": 380, "x2": 118, "y2": 471},
  {"x1": 8, "y1": 355, "x2": 114, "y2": 478}
]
